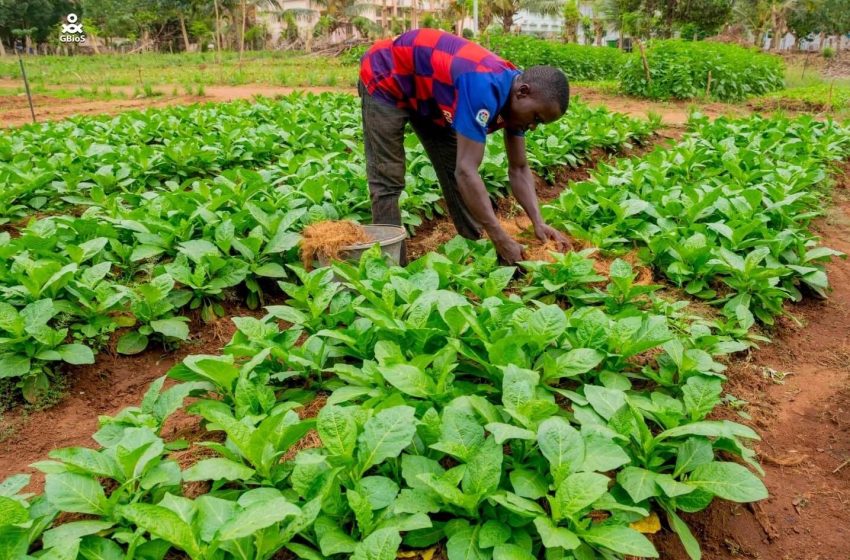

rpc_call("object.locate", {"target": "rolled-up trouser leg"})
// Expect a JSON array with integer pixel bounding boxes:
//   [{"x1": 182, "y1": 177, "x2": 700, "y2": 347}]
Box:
[
  {"x1": 410, "y1": 116, "x2": 482, "y2": 240},
  {"x1": 359, "y1": 81, "x2": 409, "y2": 263}
]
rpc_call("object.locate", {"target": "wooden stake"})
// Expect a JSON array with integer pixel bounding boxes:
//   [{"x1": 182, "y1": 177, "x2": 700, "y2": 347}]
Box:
[
  {"x1": 705, "y1": 70, "x2": 712, "y2": 98},
  {"x1": 638, "y1": 39, "x2": 651, "y2": 84}
]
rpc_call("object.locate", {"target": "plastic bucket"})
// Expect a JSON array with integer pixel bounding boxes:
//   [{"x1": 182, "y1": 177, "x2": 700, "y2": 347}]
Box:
[{"x1": 316, "y1": 224, "x2": 407, "y2": 267}]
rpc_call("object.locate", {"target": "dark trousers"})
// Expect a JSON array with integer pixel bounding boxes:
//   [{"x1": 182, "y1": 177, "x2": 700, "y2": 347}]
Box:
[{"x1": 359, "y1": 82, "x2": 482, "y2": 263}]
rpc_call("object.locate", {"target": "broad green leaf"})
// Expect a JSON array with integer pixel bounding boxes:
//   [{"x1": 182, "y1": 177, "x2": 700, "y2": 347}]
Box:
[
  {"x1": 359, "y1": 476, "x2": 400, "y2": 510},
  {"x1": 446, "y1": 524, "x2": 490, "y2": 560},
  {"x1": 0, "y1": 496, "x2": 27, "y2": 527},
  {"x1": 357, "y1": 406, "x2": 417, "y2": 473},
  {"x1": 554, "y1": 472, "x2": 610, "y2": 519},
  {"x1": 581, "y1": 525, "x2": 658, "y2": 557},
  {"x1": 317, "y1": 405, "x2": 357, "y2": 457},
  {"x1": 44, "y1": 472, "x2": 108, "y2": 515},
  {"x1": 492, "y1": 544, "x2": 534, "y2": 560},
  {"x1": 79, "y1": 536, "x2": 124, "y2": 560},
  {"x1": 509, "y1": 469, "x2": 548, "y2": 500},
  {"x1": 533, "y1": 517, "x2": 579, "y2": 550},
  {"x1": 485, "y1": 423, "x2": 536, "y2": 444},
  {"x1": 116, "y1": 331, "x2": 148, "y2": 355},
  {"x1": 462, "y1": 437, "x2": 502, "y2": 497},
  {"x1": 681, "y1": 376, "x2": 722, "y2": 420},
  {"x1": 118, "y1": 503, "x2": 202, "y2": 557},
  {"x1": 57, "y1": 344, "x2": 95, "y2": 365},
  {"x1": 687, "y1": 462, "x2": 767, "y2": 502},
  {"x1": 150, "y1": 318, "x2": 190, "y2": 340},
  {"x1": 528, "y1": 305, "x2": 567, "y2": 342},
  {"x1": 479, "y1": 519, "x2": 511, "y2": 548},
  {"x1": 537, "y1": 417, "x2": 584, "y2": 483},
  {"x1": 616, "y1": 467, "x2": 660, "y2": 503},
  {"x1": 674, "y1": 438, "x2": 715, "y2": 477},
  {"x1": 580, "y1": 433, "x2": 630, "y2": 473},
  {"x1": 42, "y1": 520, "x2": 115, "y2": 549},
  {"x1": 218, "y1": 496, "x2": 300, "y2": 540},
  {"x1": 377, "y1": 363, "x2": 435, "y2": 398},
  {"x1": 431, "y1": 407, "x2": 485, "y2": 462},
  {"x1": 351, "y1": 527, "x2": 402, "y2": 560},
  {"x1": 316, "y1": 516, "x2": 357, "y2": 555},
  {"x1": 182, "y1": 458, "x2": 255, "y2": 482},
  {"x1": 583, "y1": 386, "x2": 626, "y2": 421}
]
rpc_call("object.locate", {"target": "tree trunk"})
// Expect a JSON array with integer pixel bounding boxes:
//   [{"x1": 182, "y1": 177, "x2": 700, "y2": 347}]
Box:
[
  {"x1": 213, "y1": 0, "x2": 222, "y2": 63},
  {"x1": 89, "y1": 31, "x2": 101, "y2": 54},
  {"x1": 502, "y1": 11, "x2": 513, "y2": 33},
  {"x1": 0, "y1": 40, "x2": 5, "y2": 57},
  {"x1": 179, "y1": 13, "x2": 191, "y2": 52},
  {"x1": 239, "y1": 0, "x2": 247, "y2": 63},
  {"x1": 382, "y1": 0, "x2": 388, "y2": 36}
]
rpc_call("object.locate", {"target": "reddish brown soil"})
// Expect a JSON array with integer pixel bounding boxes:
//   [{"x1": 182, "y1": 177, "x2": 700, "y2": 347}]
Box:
[
  {"x1": 653, "y1": 185, "x2": 850, "y2": 559},
  {"x1": 0, "y1": 302, "x2": 266, "y2": 493}
]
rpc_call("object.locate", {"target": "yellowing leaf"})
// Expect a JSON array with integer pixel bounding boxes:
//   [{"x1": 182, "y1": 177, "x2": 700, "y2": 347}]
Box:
[
  {"x1": 630, "y1": 511, "x2": 661, "y2": 534},
  {"x1": 397, "y1": 547, "x2": 436, "y2": 560}
]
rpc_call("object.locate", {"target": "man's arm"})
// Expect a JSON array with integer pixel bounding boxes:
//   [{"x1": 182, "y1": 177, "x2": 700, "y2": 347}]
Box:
[
  {"x1": 455, "y1": 135, "x2": 524, "y2": 264},
  {"x1": 503, "y1": 131, "x2": 570, "y2": 249}
]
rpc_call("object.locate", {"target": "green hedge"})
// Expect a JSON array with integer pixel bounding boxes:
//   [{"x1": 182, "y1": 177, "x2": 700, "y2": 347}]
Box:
[
  {"x1": 487, "y1": 34, "x2": 625, "y2": 81},
  {"x1": 620, "y1": 39, "x2": 784, "y2": 102}
]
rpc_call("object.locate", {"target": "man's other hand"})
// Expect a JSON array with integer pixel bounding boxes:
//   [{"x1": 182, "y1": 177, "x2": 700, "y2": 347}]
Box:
[
  {"x1": 492, "y1": 234, "x2": 525, "y2": 264},
  {"x1": 534, "y1": 223, "x2": 570, "y2": 251}
]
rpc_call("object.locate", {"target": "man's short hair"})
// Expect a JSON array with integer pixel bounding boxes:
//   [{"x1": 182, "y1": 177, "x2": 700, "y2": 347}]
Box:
[{"x1": 522, "y1": 65, "x2": 569, "y2": 114}]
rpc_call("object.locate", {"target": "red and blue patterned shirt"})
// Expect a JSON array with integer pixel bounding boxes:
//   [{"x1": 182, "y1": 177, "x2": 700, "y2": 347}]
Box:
[{"x1": 359, "y1": 29, "x2": 522, "y2": 143}]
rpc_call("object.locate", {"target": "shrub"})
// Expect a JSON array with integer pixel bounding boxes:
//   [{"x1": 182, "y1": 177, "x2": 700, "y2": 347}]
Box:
[
  {"x1": 823, "y1": 46, "x2": 835, "y2": 59},
  {"x1": 488, "y1": 34, "x2": 625, "y2": 81},
  {"x1": 620, "y1": 39, "x2": 784, "y2": 102}
]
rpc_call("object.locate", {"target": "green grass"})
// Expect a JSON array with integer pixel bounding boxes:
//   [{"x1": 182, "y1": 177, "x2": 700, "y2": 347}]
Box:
[
  {"x1": 0, "y1": 83, "x2": 129, "y2": 101},
  {"x1": 0, "y1": 51, "x2": 358, "y2": 89},
  {"x1": 751, "y1": 62, "x2": 850, "y2": 116}
]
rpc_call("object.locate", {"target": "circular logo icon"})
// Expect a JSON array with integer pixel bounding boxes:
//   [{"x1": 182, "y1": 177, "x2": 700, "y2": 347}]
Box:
[
  {"x1": 475, "y1": 109, "x2": 490, "y2": 128},
  {"x1": 67, "y1": 13, "x2": 78, "y2": 23}
]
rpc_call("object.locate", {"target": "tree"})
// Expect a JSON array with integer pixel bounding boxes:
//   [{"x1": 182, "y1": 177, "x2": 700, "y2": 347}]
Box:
[
  {"x1": 0, "y1": 0, "x2": 74, "y2": 50},
  {"x1": 488, "y1": 0, "x2": 562, "y2": 33},
  {"x1": 672, "y1": 0, "x2": 733, "y2": 38},
  {"x1": 562, "y1": 0, "x2": 580, "y2": 42}
]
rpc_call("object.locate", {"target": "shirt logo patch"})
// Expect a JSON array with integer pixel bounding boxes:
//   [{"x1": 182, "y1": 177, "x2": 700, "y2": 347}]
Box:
[
  {"x1": 442, "y1": 110, "x2": 453, "y2": 124},
  {"x1": 475, "y1": 109, "x2": 490, "y2": 127}
]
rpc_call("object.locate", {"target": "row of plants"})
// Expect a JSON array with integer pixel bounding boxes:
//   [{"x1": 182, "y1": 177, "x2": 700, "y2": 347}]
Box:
[
  {"x1": 544, "y1": 113, "x2": 850, "y2": 329},
  {"x1": 0, "y1": 94, "x2": 657, "y2": 402},
  {"x1": 619, "y1": 40, "x2": 785, "y2": 102},
  {"x1": 1, "y1": 239, "x2": 769, "y2": 560},
  {"x1": 486, "y1": 35, "x2": 784, "y2": 102},
  {"x1": 486, "y1": 35, "x2": 626, "y2": 83}
]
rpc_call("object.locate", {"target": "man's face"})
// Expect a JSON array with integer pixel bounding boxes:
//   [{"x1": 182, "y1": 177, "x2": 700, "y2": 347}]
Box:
[{"x1": 503, "y1": 83, "x2": 564, "y2": 133}]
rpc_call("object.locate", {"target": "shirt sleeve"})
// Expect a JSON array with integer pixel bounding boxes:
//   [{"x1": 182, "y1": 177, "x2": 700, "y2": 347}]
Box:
[{"x1": 453, "y1": 73, "x2": 501, "y2": 144}]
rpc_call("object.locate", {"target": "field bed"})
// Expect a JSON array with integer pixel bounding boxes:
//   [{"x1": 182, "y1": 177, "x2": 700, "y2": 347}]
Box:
[{"x1": 1, "y1": 93, "x2": 849, "y2": 560}]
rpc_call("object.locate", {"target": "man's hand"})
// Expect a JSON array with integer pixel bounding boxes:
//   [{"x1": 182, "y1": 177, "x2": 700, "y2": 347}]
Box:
[
  {"x1": 534, "y1": 222, "x2": 571, "y2": 251},
  {"x1": 492, "y1": 232, "x2": 525, "y2": 264}
]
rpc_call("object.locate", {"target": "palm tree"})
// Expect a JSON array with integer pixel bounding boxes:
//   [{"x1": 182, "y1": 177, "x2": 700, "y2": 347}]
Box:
[
  {"x1": 734, "y1": 0, "x2": 797, "y2": 48},
  {"x1": 488, "y1": 0, "x2": 563, "y2": 33}
]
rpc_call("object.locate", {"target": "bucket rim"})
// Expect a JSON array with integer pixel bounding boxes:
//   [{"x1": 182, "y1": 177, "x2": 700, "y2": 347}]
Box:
[{"x1": 342, "y1": 224, "x2": 407, "y2": 250}]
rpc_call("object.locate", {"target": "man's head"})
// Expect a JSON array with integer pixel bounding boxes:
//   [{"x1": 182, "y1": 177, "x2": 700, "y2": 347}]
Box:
[{"x1": 503, "y1": 66, "x2": 569, "y2": 133}]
